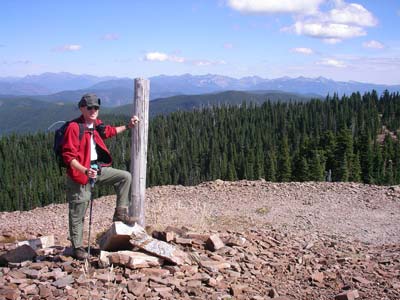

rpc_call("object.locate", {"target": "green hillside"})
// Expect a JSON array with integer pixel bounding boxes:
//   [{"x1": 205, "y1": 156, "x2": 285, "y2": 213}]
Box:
[{"x1": 0, "y1": 97, "x2": 79, "y2": 135}]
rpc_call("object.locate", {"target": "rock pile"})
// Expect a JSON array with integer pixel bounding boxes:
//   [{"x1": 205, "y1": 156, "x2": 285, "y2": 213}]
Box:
[{"x1": 1, "y1": 225, "x2": 399, "y2": 299}]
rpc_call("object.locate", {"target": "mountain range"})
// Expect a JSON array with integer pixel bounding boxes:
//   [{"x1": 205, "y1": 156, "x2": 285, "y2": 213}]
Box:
[{"x1": 1, "y1": 73, "x2": 399, "y2": 106}]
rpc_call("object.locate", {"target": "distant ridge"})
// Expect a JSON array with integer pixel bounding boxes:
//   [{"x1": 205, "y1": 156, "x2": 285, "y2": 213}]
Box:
[
  {"x1": 113, "y1": 90, "x2": 318, "y2": 117},
  {"x1": 0, "y1": 73, "x2": 399, "y2": 105},
  {"x1": 0, "y1": 90, "x2": 315, "y2": 135}
]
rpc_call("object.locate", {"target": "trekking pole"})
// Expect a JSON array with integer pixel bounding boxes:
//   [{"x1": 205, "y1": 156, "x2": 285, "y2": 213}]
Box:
[
  {"x1": 87, "y1": 165, "x2": 98, "y2": 258},
  {"x1": 87, "y1": 178, "x2": 95, "y2": 258}
]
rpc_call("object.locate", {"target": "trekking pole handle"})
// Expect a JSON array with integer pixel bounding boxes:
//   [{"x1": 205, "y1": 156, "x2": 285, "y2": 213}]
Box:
[{"x1": 89, "y1": 164, "x2": 99, "y2": 188}]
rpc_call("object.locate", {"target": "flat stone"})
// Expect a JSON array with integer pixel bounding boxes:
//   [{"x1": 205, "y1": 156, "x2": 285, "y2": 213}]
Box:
[
  {"x1": 52, "y1": 275, "x2": 74, "y2": 288},
  {"x1": 95, "y1": 272, "x2": 115, "y2": 283},
  {"x1": 185, "y1": 233, "x2": 210, "y2": 242},
  {"x1": 200, "y1": 260, "x2": 231, "y2": 272},
  {"x1": 108, "y1": 250, "x2": 163, "y2": 269},
  {"x1": 186, "y1": 280, "x2": 202, "y2": 288},
  {"x1": 130, "y1": 225, "x2": 189, "y2": 265},
  {"x1": 8, "y1": 269, "x2": 27, "y2": 279},
  {"x1": 141, "y1": 268, "x2": 171, "y2": 277},
  {"x1": 164, "y1": 226, "x2": 189, "y2": 236},
  {"x1": 29, "y1": 261, "x2": 48, "y2": 270},
  {"x1": 206, "y1": 234, "x2": 225, "y2": 251},
  {"x1": 0, "y1": 288, "x2": 20, "y2": 300},
  {"x1": 0, "y1": 244, "x2": 37, "y2": 265},
  {"x1": 38, "y1": 285, "x2": 52, "y2": 298},
  {"x1": 335, "y1": 290, "x2": 360, "y2": 300},
  {"x1": 17, "y1": 235, "x2": 55, "y2": 250},
  {"x1": 21, "y1": 268, "x2": 40, "y2": 279},
  {"x1": 311, "y1": 271, "x2": 324, "y2": 283},
  {"x1": 230, "y1": 284, "x2": 248, "y2": 296},
  {"x1": 77, "y1": 287, "x2": 90, "y2": 297},
  {"x1": 225, "y1": 236, "x2": 247, "y2": 247},
  {"x1": 352, "y1": 276, "x2": 371, "y2": 284},
  {"x1": 20, "y1": 284, "x2": 38, "y2": 295},
  {"x1": 175, "y1": 237, "x2": 193, "y2": 246},
  {"x1": 153, "y1": 230, "x2": 176, "y2": 242},
  {"x1": 8, "y1": 277, "x2": 28, "y2": 284},
  {"x1": 153, "y1": 286, "x2": 173, "y2": 293},
  {"x1": 98, "y1": 250, "x2": 111, "y2": 268},
  {"x1": 127, "y1": 281, "x2": 147, "y2": 296},
  {"x1": 98, "y1": 221, "x2": 137, "y2": 251}
]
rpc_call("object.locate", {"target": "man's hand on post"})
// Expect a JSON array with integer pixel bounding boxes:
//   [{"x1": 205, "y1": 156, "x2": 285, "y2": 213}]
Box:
[{"x1": 127, "y1": 116, "x2": 140, "y2": 129}]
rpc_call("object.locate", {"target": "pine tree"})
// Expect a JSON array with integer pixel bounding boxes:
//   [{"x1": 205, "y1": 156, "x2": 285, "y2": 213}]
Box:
[
  {"x1": 309, "y1": 150, "x2": 325, "y2": 181},
  {"x1": 277, "y1": 136, "x2": 291, "y2": 182},
  {"x1": 333, "y1": 128, "x2": 353, "y2": 182},
  {"x1": 349, "y1": 152, "x2": 362, "y2": 182},
  {"x1": 264, "y1": 151, "x2": 277, "y2": 182},
  {"x1": 373, "y1": 142, "x2": 384, "y2": 184},
  {"x1": 359, "y1": 132, "x2": 374, "y2": 183}
]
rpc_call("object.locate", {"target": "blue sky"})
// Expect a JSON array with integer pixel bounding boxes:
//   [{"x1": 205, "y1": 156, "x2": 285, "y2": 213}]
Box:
[{"x1": 1, "y1": 0, "x2": 399, "y2": 84}]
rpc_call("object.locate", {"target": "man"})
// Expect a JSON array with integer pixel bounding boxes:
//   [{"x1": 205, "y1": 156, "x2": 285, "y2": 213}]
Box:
[{"x1": 62, "y1": 93, "x2": 139, "y2": 260}]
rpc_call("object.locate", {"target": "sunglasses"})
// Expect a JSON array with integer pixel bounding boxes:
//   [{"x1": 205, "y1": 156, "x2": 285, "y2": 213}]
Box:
[{"x1": 86, "y1": 106, "x2": 99, "y2": 111}]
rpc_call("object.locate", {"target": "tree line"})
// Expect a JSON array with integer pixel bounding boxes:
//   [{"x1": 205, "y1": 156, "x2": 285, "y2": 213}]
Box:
[{"x1": 0, "y1": 90, "x2": 399, "y2": 212}]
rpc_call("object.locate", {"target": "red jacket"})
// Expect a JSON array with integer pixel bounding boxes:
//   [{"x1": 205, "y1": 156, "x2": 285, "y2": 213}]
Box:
[{"x1": 62, "y1": 116, "x2": 117, "y2": 184}]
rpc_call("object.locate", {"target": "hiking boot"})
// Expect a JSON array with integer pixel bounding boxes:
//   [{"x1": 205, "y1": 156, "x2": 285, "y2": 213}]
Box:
[
  {"x1": 113, "y1": 207, "x2": 138, "y2": 226},
  {"x1": 73, "y1": 247, "x2": 89, "y2": 260}
]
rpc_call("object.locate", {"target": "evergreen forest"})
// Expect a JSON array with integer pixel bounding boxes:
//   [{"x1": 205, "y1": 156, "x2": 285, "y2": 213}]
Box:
[{"x1": 1, "y1": 90, "x2": 400, "y2": 212}]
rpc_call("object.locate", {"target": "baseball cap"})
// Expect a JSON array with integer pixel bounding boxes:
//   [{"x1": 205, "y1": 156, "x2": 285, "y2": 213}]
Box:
[{"x1": 78, "y1": 93, "x2": 101, "y2": 108}]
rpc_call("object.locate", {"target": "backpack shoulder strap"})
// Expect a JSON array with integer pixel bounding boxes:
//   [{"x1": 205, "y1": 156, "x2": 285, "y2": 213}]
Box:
[
  {"x1": 69, "y1": 119, "x2": 86, "y2": 141},
  {"x1": 77, "y1": 123, "x2": 85, "y2": 140}
]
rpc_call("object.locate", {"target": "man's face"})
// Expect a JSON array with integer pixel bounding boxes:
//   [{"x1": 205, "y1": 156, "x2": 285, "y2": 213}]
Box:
[{"x1": 80, "y1": 105, "x2": 99, "y2": 123}]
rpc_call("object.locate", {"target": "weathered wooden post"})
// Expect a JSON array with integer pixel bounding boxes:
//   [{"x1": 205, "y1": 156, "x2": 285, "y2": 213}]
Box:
[{"x1": 130, "y1": 78, "x2": 150, "y2": 226}]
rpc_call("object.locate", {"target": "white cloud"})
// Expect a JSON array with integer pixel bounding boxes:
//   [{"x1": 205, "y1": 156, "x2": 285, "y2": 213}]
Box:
[
  {"x1": 143, "y1": 52, "x2": 185, "y2": 63},
  {"x1": 289, "y1": 21, "x2": 366, "y2": 42},
  {"x1": 143, "y1": 52, "x2": 226, "y2": 67},
  {"x1": 317, "y1": 58, "x2": 346, "y2": 67},
  {"x1": 227, "y1": 0, "x2": 324, "y2": 15},
  {"x1": 289, "y1": 1, "x2": 377, "y2": 42},
  {"x1": 227, "y1": 0, "x2": 378, "y2": 44},
  {"x1": 328, "y1": 2, "x2": 377, "y2": 27},
  {"x1": 101, "y1": 33, "x2": 119, "y2": 41},
  {"x1": 144, "y1": 52, "x2": 169, "y2": 62},
  {"x1": 363, "y1": 40, "x2": 384, "y2": 49},
  {"x1": 291, "y1": 47, "x2": 314, "y2": 55},
  {"x1": 53, "y1": 44, "x2": 82, "y2": 52}
]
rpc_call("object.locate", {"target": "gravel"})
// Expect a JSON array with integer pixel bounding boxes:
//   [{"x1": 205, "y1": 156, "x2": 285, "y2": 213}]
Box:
[{"x1": 1, "y1": 180, "x2": 399, "y2": 247}]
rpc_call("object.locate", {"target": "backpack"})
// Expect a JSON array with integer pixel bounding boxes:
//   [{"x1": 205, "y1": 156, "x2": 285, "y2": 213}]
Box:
[{"x1": 53, "y1": 120, "x2": 85, "y2": 168}]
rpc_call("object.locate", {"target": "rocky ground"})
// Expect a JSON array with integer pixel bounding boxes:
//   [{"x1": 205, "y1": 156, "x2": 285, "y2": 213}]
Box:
[{"x1": 0, "y1": 180, "x2": 400, "y2": 299}]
